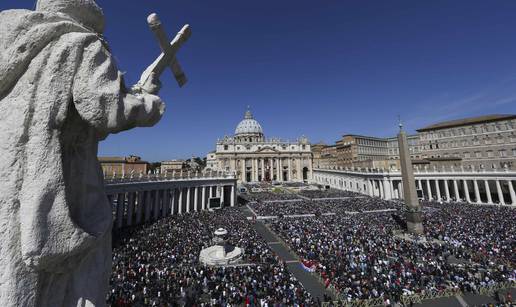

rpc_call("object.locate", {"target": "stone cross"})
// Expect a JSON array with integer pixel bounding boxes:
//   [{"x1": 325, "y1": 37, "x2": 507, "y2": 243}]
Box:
[{"x1": 143, "y1": 13, "x2": 191, "y2": 88}]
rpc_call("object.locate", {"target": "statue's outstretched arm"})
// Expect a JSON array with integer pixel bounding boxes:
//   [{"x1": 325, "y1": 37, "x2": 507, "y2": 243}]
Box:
[{"x1": 72, "y1": 39, "x2": 165, "y2": 139}]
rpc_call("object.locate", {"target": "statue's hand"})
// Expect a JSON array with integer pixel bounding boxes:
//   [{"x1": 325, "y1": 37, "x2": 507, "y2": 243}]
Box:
[
  {"x1": 139, "y1": 94, "x2": 166, "y2": 127},
  {"x1": 138, "y1": 71, "x2": 162, "y2": 95}
]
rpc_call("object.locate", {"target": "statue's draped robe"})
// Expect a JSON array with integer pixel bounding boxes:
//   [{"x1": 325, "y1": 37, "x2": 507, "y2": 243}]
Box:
[{"x1": 0, "y1": 9, "x2": 163, "y2": 307}]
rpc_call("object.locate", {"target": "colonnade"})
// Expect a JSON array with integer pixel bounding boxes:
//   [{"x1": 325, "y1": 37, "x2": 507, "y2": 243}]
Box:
[
  {"x1": 106, "y1": 181, "x2": 237, "y2": 229},
  {"x1": 234, "y1": 156, "x2": 312, "y2": 183},
  {"x1": 313, "y1": 169, "x2": 516, "y2": 206},
  {"x1": 412, "y1": 178, "x2": 516, "y2": 205}
]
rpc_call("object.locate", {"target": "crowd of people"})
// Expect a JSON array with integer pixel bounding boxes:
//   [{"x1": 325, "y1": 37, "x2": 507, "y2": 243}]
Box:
[
  {"x1": 240, "y1": 191, "x2": 302, "y2": 203},
  {"x1": 108, "y1": 181, "x2": 515, "y2": 306},
  {"x1": 422, "y1": 201, "x2": 516, "y2": 265},
  {"x1": 249, "y1": 197, "x2": 399, "y2": 216},
  {"x1": 108, "y1": 208, "x2": 315, "y2": 306},
  {"x1": 298, "y1": 189, "x2": 362, "y2": 199},
  {"x1": 266, "y1": 201, "x2": 515, "y2": 304}
]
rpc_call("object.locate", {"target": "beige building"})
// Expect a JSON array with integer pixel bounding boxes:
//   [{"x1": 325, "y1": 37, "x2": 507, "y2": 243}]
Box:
[
  {"x1": 315, "y1": 134, "x2": 419, "y2": 170},
  {"x1": 160, "y1": 160, "x2": 186, "y2": 174},
  {"x1": 312, "y1": 143, "x2": 337, "y2": 169},
  {"x1": 313, "y1": 114, "x2": 516, "y2": 172},
  {"x1": 99, "y1": 155, "x2": 148, "y2": 176},
  {"x1": 208, "y1": 109, "x2": 313, "y2": 182},
  {"x1": 417, "y1": 114, "x2": 516, "y2": 171}
]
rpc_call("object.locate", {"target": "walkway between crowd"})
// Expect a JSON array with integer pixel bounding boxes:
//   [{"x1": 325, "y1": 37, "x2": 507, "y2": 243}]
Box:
[{"x1": 240, "y1": 207, "x2": 335, "y2": 302}]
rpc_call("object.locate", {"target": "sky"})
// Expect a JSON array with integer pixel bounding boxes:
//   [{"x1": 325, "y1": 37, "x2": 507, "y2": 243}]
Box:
[{"x1": 2, "y1": 1, "x2": 516, "y2": 161}]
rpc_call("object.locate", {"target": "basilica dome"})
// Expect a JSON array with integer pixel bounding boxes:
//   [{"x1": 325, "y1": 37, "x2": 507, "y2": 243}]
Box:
[
  {"x1": 234, "y1": 109, "x2": 264, "y2": 142},
  {"x1": 235, "y1": 109, "x2": 263, "y2": 135}
]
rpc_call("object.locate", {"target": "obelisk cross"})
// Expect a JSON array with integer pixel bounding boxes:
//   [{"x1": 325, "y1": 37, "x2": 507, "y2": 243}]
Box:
[{"x1": 139, "y1": 13, "x2": 191, "y2": 89}]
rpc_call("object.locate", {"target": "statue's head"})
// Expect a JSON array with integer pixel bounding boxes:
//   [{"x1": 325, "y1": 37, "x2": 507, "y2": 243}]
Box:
[{"x1": 36, "y1": 0, "x2": 105, "y2": 33}]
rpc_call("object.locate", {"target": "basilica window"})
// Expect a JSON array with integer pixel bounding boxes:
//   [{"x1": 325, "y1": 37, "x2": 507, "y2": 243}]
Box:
[{"x1": 224, "y1": 145, "x2": 228, "y2": 150}]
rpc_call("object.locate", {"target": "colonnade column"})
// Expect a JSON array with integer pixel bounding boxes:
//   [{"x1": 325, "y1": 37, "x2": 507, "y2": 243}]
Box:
[
  {"x1": 153, "y1": 190, "x2": 160, "y2": 220},
  {"x1": 186, "y1": 187, "x2": 191, "y2": 213},
  {"x1": 194, "y1": 187, "x2": 199, "y2": 211},
  {"x1": 230, "y1": 185, "x2": 235, "y2": 207},
  {"x1": 367, "y1": 180, "x2": 373, "y2": 197},
  {"x1": 251, "y1": 159, "x2": 256, "y2": 182},
  {"x1": 453, "y1": 180, "x2": 460, "y2": 201},
  {"x1": 382, "y1": 179, "x2": 391, "y2": 200},
  {"x1": 508, "y1": 180, "x2": 516, "y2": 205},
  {"x1": 220, "y1": 186, "x2": 225, "y2": 206},
  {"x1": 435, "y1": 179, "x2": 441, "y2": 201},
  {"x1": 161, "y1": 190, "x2": 169, "y2": 217},
  {"x1": 308, "y1": 158, "x2": 313, "y2": 181},
  {"x1": 389, "y1": 180, "x2": 395, "y2": 199},
  {"x1": 164, "y1": 189, "x2": 172, "y2": 216},
  {"x1": 463, "y1": 180, "x2": 471, "y2": 203},
  {"x1": 496, "y1": 180, "x2": 505, "y2": 205},
  {"x1": 426, "y1": 180, "x2": 432, "y2": 200},
  {"x1": 201, "y1": 186, "x2": 207, "y2": 210},
  {"x1": 178, "y1": 188, "x2": 183, "y2": 214},
  {"x1": 288, "y1": 159, "x2": 292, "y2": 182},
  {"x1": 276, "y1": 158, "x2": 281, "y2": 181},
  {"x1": 443, "y1": 180, "x2": 450, "y2": 202},
  {"x1": 127, "y1": 192, "x2": 135, "y2": 226},
  {"x1": 484, "y1": 180, "x2": 493, "y2": 204},
  {"x1": 144, "y1": 191, "x2": 152, "y2": 221},
  {"x1": 241, "y1": 159, "x2": 246, "y2": 182},
  {"x1": 378, "y1": 180, "x2": 384, "y2": 198},
  {"x1": 170, "y1": 190, "x2": 176, "y2": 215},
  {"x1": 260, "y1": 159, "x2": 265, "y2": 181},
  {"x1": 254, "y1": 159, "x2": 258, "y2": 182},
  {"x1": 473, "y1": 180, "x2": 481, "y2": 203},
  {"x1": 136, "y1": 192, "x2": 144, "y2": 224},
  {"x1": 297, "y1": 158, "x2": 302, "y2": 182},
  {"x1": 116, "y1": 193, "x2": 125, "y2": 229}
]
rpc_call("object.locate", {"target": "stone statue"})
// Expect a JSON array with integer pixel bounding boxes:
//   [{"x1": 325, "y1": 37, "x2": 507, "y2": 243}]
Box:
[{"x1": 0, "y1": 0, "x2": 189, "y2": 306}]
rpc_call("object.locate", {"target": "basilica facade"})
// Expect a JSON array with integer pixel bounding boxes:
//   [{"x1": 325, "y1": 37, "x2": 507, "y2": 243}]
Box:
[{"x1": 207, "y1": 109, "x2": 313, "y2": 183}]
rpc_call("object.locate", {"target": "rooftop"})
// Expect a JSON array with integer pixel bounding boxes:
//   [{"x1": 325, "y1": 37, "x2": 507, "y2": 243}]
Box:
[{"x1": 417, "y1": 114, "x2": 516, "y2": 132}]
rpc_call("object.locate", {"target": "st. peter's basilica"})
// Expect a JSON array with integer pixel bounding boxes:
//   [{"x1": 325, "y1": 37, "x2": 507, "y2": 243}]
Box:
[{"x1": 206, "y1": 108, "x2": 313, "y2": 183}]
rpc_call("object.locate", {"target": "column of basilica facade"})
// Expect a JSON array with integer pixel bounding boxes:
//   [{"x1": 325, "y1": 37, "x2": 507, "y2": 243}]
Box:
[{"x1": 207, "y1": 108, "x2": 313, "y2": 183}]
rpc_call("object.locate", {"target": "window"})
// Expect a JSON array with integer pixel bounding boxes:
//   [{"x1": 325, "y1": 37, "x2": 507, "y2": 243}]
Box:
[
  {"x1": 499, "y1": 150, "x2": 507, "y2": 157},
  {"x1": 475, "y1": 151, "x2": 482, "y2": 158},
  {"x1": 487, "y1": 151, "x2": 494, "y2": 158},
  {"x1": 224, "y1": 145, "x2": 228, "y2": 150},
  {"x1": 513, "y1": 149, "x2": 516, "y2": 157},
  {"x1": 464, "y1": 152, "x2": 471, "y2": 158}
]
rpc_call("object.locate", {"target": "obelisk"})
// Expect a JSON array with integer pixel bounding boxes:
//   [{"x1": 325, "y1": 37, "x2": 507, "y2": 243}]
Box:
[{"x1": 398, "y1": 122, "x2": 424, "y2": 234}]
